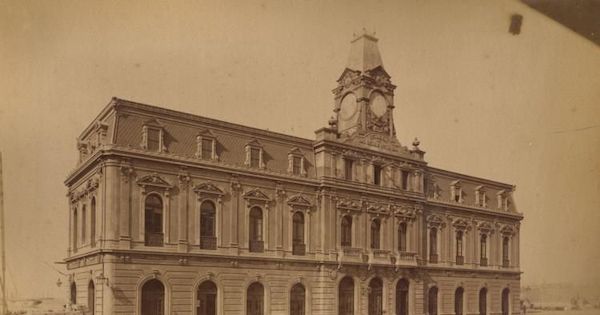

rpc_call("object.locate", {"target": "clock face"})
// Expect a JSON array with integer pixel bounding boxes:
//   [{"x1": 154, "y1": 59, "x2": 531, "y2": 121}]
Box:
[
  {"x1": 338, "y1": 94, "x2": 358, "y2": 131},
  {"x1": 370, "y1": 93, "x2": 388, "y2": 117}
]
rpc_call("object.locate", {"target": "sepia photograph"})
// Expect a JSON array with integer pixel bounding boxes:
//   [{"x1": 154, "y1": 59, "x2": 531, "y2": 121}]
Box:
[{"x1": 0, "y1": 1, "x2": 599, "y2": 315}]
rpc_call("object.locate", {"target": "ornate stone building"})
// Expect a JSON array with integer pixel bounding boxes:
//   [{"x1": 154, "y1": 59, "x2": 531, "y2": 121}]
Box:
[{"x1": 64, "y1": 33, "x2": 523, "y2": 315}]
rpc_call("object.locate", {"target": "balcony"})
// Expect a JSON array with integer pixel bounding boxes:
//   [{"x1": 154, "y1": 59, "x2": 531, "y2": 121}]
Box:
[
  {"x1": 456, "y1": 255, "x2": 464, "y2": 265},
  {"x1": 249, "y1": 240, "x2": 264, "y2": 253},
  {"x1": 200, "y1": 235, "x2": 217, "y2": 250},
  {"x1": 145, "y1": 233, "x2": 164, "y2": 247},
  {"x1": 429, "y1": 253, "x2": 438, "y2": 263},
  {"x1": 503, "y1": 259, "x2": 510, "y2": 268},
  {"x1": 341, "y1": 246, "x2": 361, "y2": 256},
  {"x1": 292, "y1": 242, "x2": 306, "y2": 256},
  {"x1": 480, "y1": 257, "x2": 488, "y2": 266}
]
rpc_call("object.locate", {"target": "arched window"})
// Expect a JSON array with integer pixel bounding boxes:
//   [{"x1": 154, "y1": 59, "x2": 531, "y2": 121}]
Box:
[
  {"x1": 368, "y1": 278, "x2": 383, "y2": 315},
  {"x1": 197, "y1": 281, "x2": 217, "y2": 315},
  {"x1": 502, "y1": 237, "x2": 510, "y2": 267},
  {"x1": 73, "y1": 208, "x2": 78, "y2": 250},
  {"x1": 341, "y1": 216, "x2": 352, "y2": 247},
  {"x1": 70, "y1": 282, "x2": 77, "y2": 305},
  {"x1": 479, "y1": 288, "x2": 488, "y2": 315},
  {"x1": 480, "y1": 234, "x2": 488, "y2": 266},
  {"x1": 90, "y1": 197, "x2": 96, "y2": 247},
  {"x1": 141, "y1": 279, "x2": 165, "y2": 315},
  {"x1": 398, "y1": 222, "x2": 407, "y2": 252},
  {"x1": 455, "y1": 287, "x2": 464, "y2": 315},
  {"x1": 370, "y1": 219, "x2": 381, "y2": 250},
  {"x1": 249, "y1": 207, "x2": 264, "y2": 253},
  {"x1": 88, "y1": 281, "x2": 95, "y2": 314},
  {"x1": 247, "y1": 282, "x2": 264, "y2": 315},
  {"x1": 200, "y1": 201, "x2": 216, "y2": 250},
  {"x1": 338, "y1": 277, "x2": 354, "y2": 315},
  {"x1": 290, "y1": 283, "x2": 305, "y2": 315},
  {"x1": 456, "y1": 230, "x2": 464, "y2": 265},
  {"x1": 429, "y1": 228, "x2": 438, "y2": 263},
  {"x1": 144, "y1": 195, "x2": 164, "y2": 247},
  {"x1": 428, "y1": 286, "x2": 438, "y2": 315},
  {"x1": 292, "y1": 212, "x2": 305, "y2": 255},
  {"x1": 502, "y1": 288, "x2": 510, "y2": 315},
  {"x1": 82, "y1": 204, "x2": 87, "y2": 244},
  {"x1": 395, "y1": 279, "x2": 409, "y2": 315}
]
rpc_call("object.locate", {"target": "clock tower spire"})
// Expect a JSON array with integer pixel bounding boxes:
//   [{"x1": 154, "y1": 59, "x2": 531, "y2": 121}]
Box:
[{"x1": 330, "y1": 31, "x2": 403, "y2": 150}]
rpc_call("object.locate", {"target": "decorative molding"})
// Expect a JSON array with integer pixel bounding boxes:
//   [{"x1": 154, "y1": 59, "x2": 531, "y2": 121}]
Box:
[
  {"x1": 193, "y1": 182, "x2": 225, "y2": 198},
  {"x1": 136, "y1": 173, "x2": 172, "y2": 189}
]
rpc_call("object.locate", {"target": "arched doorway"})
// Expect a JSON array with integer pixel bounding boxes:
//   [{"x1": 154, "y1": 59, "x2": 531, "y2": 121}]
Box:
[
  {"x1": 502, "y1": 288, "x2": 510, "y2": 315},
  {"x1": 290, "y1": 283, "x2": 305, "y2": 315},
  {"x1": 141, "y1": 279, "x2": 165, "y2": 315},
  {"x1": 88, "y1": 281, "x2": 95, "y2": 314},
  {"x1": 368, "y1": 278, "x2": 383, "y2": 315},
  {"x1": 197, "y1": 281, "x2": 217, "y2": 315},
  {"x1": 479, "y1": 288, "x2": 488, "y2": 315},
  {"x1": 395, "y1": 279, "x2": 409, "y2": 315},
  {"x1": 338, "y1": 276, "x2": 354, "y2": 315},
  {"x1": 428, "y1": 286, "x2": 438, "y2": 315},
  {"x1": 455, "y1": 287, "x2": 464, "y2": 315},
  {"x1": 247, "y1": 282, "x2": 264, "y2": 315}
]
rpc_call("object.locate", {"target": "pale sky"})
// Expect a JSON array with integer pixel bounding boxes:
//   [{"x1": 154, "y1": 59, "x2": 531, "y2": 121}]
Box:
[{"x1": 1, "y1": 0, "x2": 599, "y2": 299}]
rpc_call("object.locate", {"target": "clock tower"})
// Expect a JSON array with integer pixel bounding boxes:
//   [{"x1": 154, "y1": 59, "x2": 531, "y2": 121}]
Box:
[{"x1": 332, "y1": 31, "x2": 397, "y2": 142}]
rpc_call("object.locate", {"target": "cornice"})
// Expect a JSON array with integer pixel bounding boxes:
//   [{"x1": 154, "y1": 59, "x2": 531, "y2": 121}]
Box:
[
  {"x1": 426, "y1": 198, "x2": 524, "y2": 221},
  {"x1": 427, "y1": 166, "x2": 514, "y2": 190},
  {"x1": 66, "y1": 146, "x2": 320, "y2": 188},
  {"x1": 313, "y1": 139, "x2": 428, "y2": 166}
]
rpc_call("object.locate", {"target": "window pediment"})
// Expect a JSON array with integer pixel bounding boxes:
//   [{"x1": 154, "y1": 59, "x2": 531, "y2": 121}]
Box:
[
  {"x1": 452, "y1": 218, "x2": 471, "y2": 231},
  {"x1": 243, "y1": 188, "x2": 271, "y2": 202},
  {"x1": 193, "y1": 182, "x2": 224, "y2": 197},
  {"x1": 427, "y1": 214, "x2": 445, "y2": 228},
  {"x1": 477, "y1": 221, "x2": 494, "y2": 234},
  {"x1": 500, "y1": 224, "x2": 516, "y2": 236},
  {"x1": 136, "y1": 173, "x2": 172, "y2": 189},
  {"x1": 287, "y1": 195, "x2": 312, "y2": 209},
  {"x1": 336, "y1": 198, "x2": 363, "y2": 213}
]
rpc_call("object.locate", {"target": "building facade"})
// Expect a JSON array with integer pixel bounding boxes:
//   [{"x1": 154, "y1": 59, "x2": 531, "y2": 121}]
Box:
[{"x1": 64, "y1": 33, "x2": 523, "y2": 315}]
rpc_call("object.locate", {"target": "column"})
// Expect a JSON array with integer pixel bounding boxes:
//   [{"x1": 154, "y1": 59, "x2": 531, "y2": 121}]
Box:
[
  {"x1": 275, "y1": 186, "x2": 285, "y2": 254},
  {"x1": 104, "y1": 163, "x2": 119, "y2": 245},
  {"x1": 230, "y1": 180, "x2": 241, "y2": 248},
  {"x1": 118, "y1": 164, "x2": 132, "y2": 249},
  {"x1": 177, "y1": 174, "x2": 190, "y2": 252}
]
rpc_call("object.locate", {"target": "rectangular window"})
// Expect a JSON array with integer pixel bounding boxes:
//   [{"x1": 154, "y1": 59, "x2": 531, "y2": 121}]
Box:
[
  {"x1": 401, "y1": 170, "x2": 409, "y2": 190},
  {"x1": 250, "y1": 148, "x2": 260, "y2": 168},
  {"x1": 201, "y1": 138, "x2": 213, "y2": 159},
  {"x1": 292, "y1": 156, "x2": 302, "y2": 175},
  {"x1": 344, "y1": 159, "x2": 353, "y2": 181},
  {"x1": 147, "y1": 128, "x2": 160, "y2": 151},
  {"x1": 373, "y1": 165, "x2": 382, "y2": 186}
]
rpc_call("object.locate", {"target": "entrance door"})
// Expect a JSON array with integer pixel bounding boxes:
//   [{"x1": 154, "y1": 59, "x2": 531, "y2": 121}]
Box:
[
  {"x1": 197, "y1": 281, "x2": 217, "y2": 315},
  {"x1": 368, "y1": 278, "x2": 383, "y2": 315},
  {"x1": 247, "y1": 282, "x2": 264, "y2": 315},
  {"x1": 141, "y1": 279, "x2": 165, "y2": 315},
  {"x1": 395, "y1": 279, "x2": 409, "y2": 315},
  {"x1": 290, "y1": 283, "x2": 305, "y2": 315},
  {"x1": 338, "y1": 277, "x2": 354, "y2": 315}
]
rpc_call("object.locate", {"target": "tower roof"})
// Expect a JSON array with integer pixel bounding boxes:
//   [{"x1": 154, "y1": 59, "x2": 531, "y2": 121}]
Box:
[{"x1": 346, "y1": 30, "x2": 384, "y2": 72}]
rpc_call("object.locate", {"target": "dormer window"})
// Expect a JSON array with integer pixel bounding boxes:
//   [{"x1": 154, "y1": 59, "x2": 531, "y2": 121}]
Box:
[
  {"x1": 196, "y1": 130, "x2": 218, "y2": 161},
  {"x1": 373, "y1": 164, "x2": 382, "y2": 186},
  {"x1": 344, "y1": 158, "x2": 354, "y2": 181},
  {"x1": 245, "y1": 139, "x2": 265, "y2": 169},
  {"x1": 400, "y1": 170, "x2": 409, "y2": 190},
  {"x1": 141, "y1": 120, "x2": 166, "y2": 152},
  {"x1": 147, "y1": 128, "x2": 160, "y2": 151},
  {"x1": 287, "y1": 147, "x2": 306, "y2": 176},
  {"x1": 497, "y1": 190, "x2": 510, "y2": 211},
  {"x1": 451, "y1": 181, "x2": 463, "y2": 203},
  {"x1": 475, "y1": 186, "x2": 487, "y2": 208}
]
